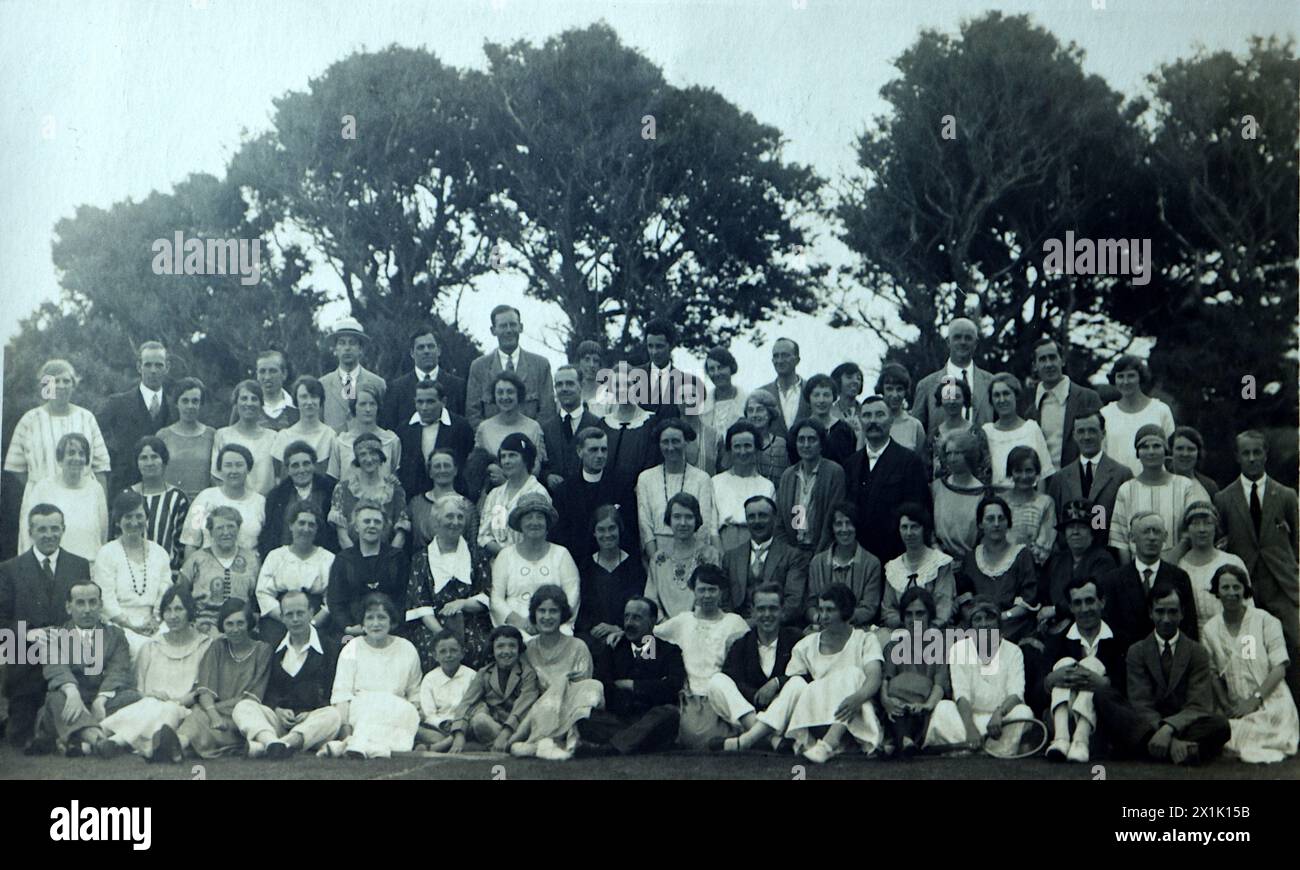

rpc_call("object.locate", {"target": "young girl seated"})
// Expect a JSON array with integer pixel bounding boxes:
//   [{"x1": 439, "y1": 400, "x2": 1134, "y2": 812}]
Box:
[
  {"x1": 417, "y1": 631, "x2": 476, "y2": 752},
  {"x1": 1001, "y1": 446, "x2": 1056, "y2": 566},
  {"x1": 880, "y1": 587, "x2": 950, "y2": 758},
  {"x1": 448, "y1": 626, "x2": 541, "y2": 753}
]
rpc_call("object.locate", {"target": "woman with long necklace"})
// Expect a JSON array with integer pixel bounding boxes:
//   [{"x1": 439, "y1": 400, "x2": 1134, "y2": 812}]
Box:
[{"x1": 94, "y1": 490, "x2": 174, "y2": 658}]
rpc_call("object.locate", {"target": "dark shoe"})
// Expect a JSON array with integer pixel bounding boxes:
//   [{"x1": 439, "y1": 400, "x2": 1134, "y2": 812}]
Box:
[
  {"x1": 23, "y1": 734, "x2": 55, "y2": 756},
  {"x1": 152, "y1": 725, "x2": 182, "y2": 764},
  {"x1": 65, "y1": 741, "x2": 86, "y2": 758},
  {"x1": 94, "y1": 738, "x2": 125, "y2": 760},
  {"x1": 573, "y1": 739, "x2": 614, "y2": 759},
  {"x1": 775, "y1": 738, "x2": 796, "y2": 754},
  {"x1": 265, "y1": 740, "x2": 296, "y2": 760}
]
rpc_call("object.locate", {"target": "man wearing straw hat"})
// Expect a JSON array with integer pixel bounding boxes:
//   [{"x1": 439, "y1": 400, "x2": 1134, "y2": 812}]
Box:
[{"x1": 320, "y1": 317, "x2": 387, "y2": 432}]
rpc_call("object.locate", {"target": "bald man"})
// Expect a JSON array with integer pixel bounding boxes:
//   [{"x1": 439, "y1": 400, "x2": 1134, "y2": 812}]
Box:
[
  {"x1": 911, "y1": 318, "x2": 996, "y2": 432},
  {"x1": 1098, "y1": 512, "x2": 1198, "y2": 649}
]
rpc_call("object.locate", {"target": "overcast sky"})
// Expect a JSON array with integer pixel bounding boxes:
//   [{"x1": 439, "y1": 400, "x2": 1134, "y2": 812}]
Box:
[{"x1": 2, "y1": 0, "x2": 1294, "y2": 391}]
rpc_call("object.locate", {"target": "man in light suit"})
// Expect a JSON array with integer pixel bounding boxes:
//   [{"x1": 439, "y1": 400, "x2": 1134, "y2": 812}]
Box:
[
  {"x1": 1026, "y1": 337, "x2": 1103, "y2": 470},
  {"x1": 540, "y1": 364, "x2": 601, "y2": 490},
  {"x1": 396, "y1": 379, "x2": 474, "y2": 499},
  {"x1": 1214, "y1": 430, "x2": 1300, "y2": 698},
  {"x1": 843, "y1": 396, "x2": 931, "y2": 565},
  {"x1": 0, "y1": 504, "x2": 91, "y2": 748},
  {"x1": 724, "y1": 496, "x2": 810, "y2": 626},
  {"x1": 1045, "y1": 410, "x2": 1132, "y2": 539},
  {"x1": 380, "y1": 323, "x2": 466, "y2": 431},
  {"x1": 911, "y1": 318, "x2": 995, "y2": 432},
  {"x1": 755, "y1": 338, "x2": 809, "y2": 439},
  {"x1": 1094, "y1": 584, "x2": 1230, "y2": 764},
  {"x1": 99, "y1": 340, "x2": 176, "y2": 493},
  {"x1": 465, "y1": 304, "x2": 555, "y2": 428},
  {"x1": 320, "y1": 317, "x2": 387, "y2": 432}
]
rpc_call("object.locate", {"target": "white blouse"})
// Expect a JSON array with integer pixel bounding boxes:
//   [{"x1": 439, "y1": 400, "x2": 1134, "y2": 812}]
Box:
[
  {"x1": 489, "y1": 544, "x2": 581, "y2": 634},
  {"x1": 18, "y1": 473, "x2": 108, "y2": 561},
  {"x1": 179, "y1": 487, "x2": 266, "y2": 553},
  {"x1": 1101, "y1": 399, "x2": 1176, "y2": 477},
  {"x1": 949, "y1": 636, "x2": 1025, "y2": 715},
  {"x1": 330, "y1": 636, "x2": 422, "y2": 705},
  {"x1": 3, "y1": 404, "x2": 111, "y2": 484},
  {"x1": 93, "y1": 538, "x2": 174, "y2": 631},
  {"x1": 710, "y1": 470, "x2": 775, "y2": 530},
  {"x1": 256, "y1": 546, "x2": 335, "y2": 617},
  {"x1": 982, "y1": 420, "x2": 1055, "y2": 491},
  {"x1": 477, "y1": 476, "x2": 548, "y2": 549}
]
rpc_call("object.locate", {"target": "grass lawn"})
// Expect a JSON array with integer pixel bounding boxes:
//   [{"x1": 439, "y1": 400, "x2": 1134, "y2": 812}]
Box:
[{"x1": 3, "y1": 743, "x2": 1298, "y2": 781}]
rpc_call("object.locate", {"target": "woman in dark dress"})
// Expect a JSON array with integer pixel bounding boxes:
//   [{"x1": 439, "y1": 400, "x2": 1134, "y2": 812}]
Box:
[
  {"x1": 575, "y1": 505, "x2": 647, "y2": 653},
  {"x1": 956, "y1": 495, "x2": 1039, "y2": 641},
  {"x1": 1039, "y1": 499, "x2": 1117, "y2": 637},
  {"x1": 404, "y1": 493, "x2": 492, "y2": 671}
]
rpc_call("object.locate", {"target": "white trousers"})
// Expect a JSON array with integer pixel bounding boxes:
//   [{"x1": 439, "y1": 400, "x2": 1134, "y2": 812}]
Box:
[
  {"x1": 232, "y1": 700, "x2": 342, "y2": 751},
  {"x1": 1049, "y1": 655, "x2": 1106, "y2": 728},
  {"x1": 101, "y1": 697, "x2": 191, "y2": 755},
  {"x1": 706, "y1": 673, "x2": 756, "y2": 726}
]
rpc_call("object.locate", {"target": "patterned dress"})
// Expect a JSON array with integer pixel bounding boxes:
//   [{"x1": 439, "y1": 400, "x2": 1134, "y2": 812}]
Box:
[
  {"x1": 178, "y1": 546, "x2": 261, "y2": 635},
  {"x1": 329, "y1": 474, "x2": 411, "y2": 547},
  {"x1": 132, "y1": 484, "x2": 191, "y2": 570},
  {"x1": 404, "y1": 537, "x2": 493, "y2": 671}
]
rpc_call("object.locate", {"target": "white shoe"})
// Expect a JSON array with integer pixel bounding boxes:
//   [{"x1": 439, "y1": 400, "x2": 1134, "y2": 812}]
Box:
[
  {"x1": 317, "y1": 740, "x2": 346, "y2": 758},
  {"x1": 246, "y1": 740, "x2": 266, "y2": 759},
  {"x1": 803, "y1": 740, "x2": 837, "y2": 764},
  {"x1": 535, "y1": 738, "x2": 571, "y2": 761},
  {"x1": 1046, "y1": 738, "x2": 1069, "y2": 762},
  {"x1": 510, "y1": 741, "x2": 538, "y2": 758},
  {"x1": 1067, "y1": 738, "x2": 1090, "y2": 764}
]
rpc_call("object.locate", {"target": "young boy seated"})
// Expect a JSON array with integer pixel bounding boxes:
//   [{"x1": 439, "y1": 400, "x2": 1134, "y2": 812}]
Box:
[
  {"x1": 448, "y1": 626, "x2": 540, "y2": 753},
  {"x1": 417, "y1": 631, "x2": 476, "y2": 752}
]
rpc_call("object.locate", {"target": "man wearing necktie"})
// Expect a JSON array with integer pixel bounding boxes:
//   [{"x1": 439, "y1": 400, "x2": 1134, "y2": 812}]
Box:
[
  {"x1": 320, "y1": 318, "x2": 388, "y2": 432},
  {"x1": 464, "y1": 305, "x2": 556, "y2": 427},
  {"x1": 910, "y1": 318, "x2": 996, "y2": 431},
  {"x1": 1098, "y1": 512, "x2": 1197, "y2": 648},
  {"x1": 540, "y1": 365, "x2": 599, "y2": 490},
  {"x1": 0, "y1": 505, "x2": 92, "y2": 748},
  {"x1": 1045, "y1": 410, "x2": 1131, "y2": 537},
  {"x1": 100, "y1": 341, "x2": 175, "y2": 494},
  {"x1": 1094, "y1": 583, "x2": 1230, "y2": 765},
  {"x1": 1214, "y1": 430, "x2": 1300, "y2": 700}
]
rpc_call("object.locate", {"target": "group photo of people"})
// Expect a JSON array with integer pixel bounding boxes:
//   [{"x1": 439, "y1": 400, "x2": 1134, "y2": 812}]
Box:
[{"x1": 2, "y1": 307, "x2": 1295, "y2": 773}]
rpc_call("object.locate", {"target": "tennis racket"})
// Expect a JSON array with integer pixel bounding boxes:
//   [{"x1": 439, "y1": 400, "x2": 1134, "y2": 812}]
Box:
[{"x1": 981, "y1": 715, "x2": 1048, "y2": 759}]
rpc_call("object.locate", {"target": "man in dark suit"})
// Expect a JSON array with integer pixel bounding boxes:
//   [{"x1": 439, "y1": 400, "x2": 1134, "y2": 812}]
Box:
[
  {"x1": 579, "y1": 596, "x2": 686, "y2": 755},
  {"x1": 724, "y1": 498, "x2": 810, "y2": 625},
  {"x1": 233, "y1": 590, "x2": 342, "y2": 758},
  {"x1": 1027, "y1": 338, "x2": 1103, "y2": 470},
  {"x1": 465, "y1": 305, "x2": 555, "y2": 427},
  {"x1": 540, "y1": 364, "x2": 601, "y2": 489},
  {"x1": 1214, "y1": 429, "x2": 1300, "y2": 699},
  {"x1": 631, "y1": 319, "x2": 705, "y2": 420},
  {"x1": 1042, "y1": 576, "x2": 1128, "y2": 763},
  {"x1": 0, "y1": 504, "x2": 91, "y2": 748},
  {"x1": 380, "y1": 323, "x2": 466, "y2": 431},
  {"x1": 396, "y1": 379, "x2": 474, "y2": 499},
  {"x1": 1099, "y1": 512, "x2": 1198, "y2": 648},
  {"x1": 99, "y1": 340, "x2": 176, "y2": 493},
  {"x1": 1045, "y1": 410, "x2": 1132, "y2": 536},
  {"x1": 259, "y1": 443, "x2": 338, "y2": 558},
  {"x1": 30, "y1": 581, "x2": 140, "y2": 757},
  {"x1": 552, "y1": 428, "x2": 638, "y2": 565},
  {"x1": 755, "y1": 338, "x2": 809, "y2": 439},
  {"x1": 844, "y1": 395, "x2": 931, "y2": 564},
  {"x1": 911, "y1": 318, "x2": 996, "y2": 432},
  {"x1": 1095, "y1": 584, "x2": 1230, "y2": 764}
]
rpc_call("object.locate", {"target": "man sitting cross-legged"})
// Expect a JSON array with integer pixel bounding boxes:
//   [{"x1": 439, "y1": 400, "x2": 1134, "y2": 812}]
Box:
[
  {"x1": 1041, "y1": 576, "x2": 1126, "y2": 764},
  {"x1": 705, "y1": 582, "x2": 802, "y2": 749},
  {"x1": 232, "y1": 589, "x2": 342, "y2": 758},
  {"x1": 29, "y1": 581, "x2": 140, "y2": 758},
  {"x1": 1094, "y1": 582, "x2": 1230, "y2": 765},
  {"x1": 577, "y1": 596, "x2": 686, "y2": 755}
]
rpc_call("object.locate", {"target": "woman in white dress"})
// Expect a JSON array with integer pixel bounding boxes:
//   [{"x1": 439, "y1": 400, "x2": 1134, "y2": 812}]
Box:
[
  {"x1": 710, "y1": 421, "x2": 776, "y2": 552},
  {"x1": 99, "y1": 585, "x2": 211, "y2": 757},
  {"x1": 211, "y1": 380, "x2": 278, "y2": 496},
  {"x1": 490, "y1": 493, "x2": 580, "y2": 637},
  {"x1": 477, "y1": 433, "x2": 548, "y2": 559},
  {"x1": 719, "y1": 583, "x2": 884, "y2": 763},
  {"x1": 981, "y1": 373, "x2": 1054, "y2": 492},
  {"x1": 1201, "y1": 565, "x2": 1298, "y2": 764},
  {"x1": 1100, "y1": 355, "x2": 1176, "y2": 477},
  {"x1": 181, "y1": 444, "x2": 267, "y2": 556},
  {"x1": 637, "y1": 417, "x2": 717, "y2": 559},
  {"x1": 327, "y1": 381, "x2": 398, "y2": 481},
  {"x1": 474, "y1": 372, "x2": 547, "y2": 486},
  {"x1": 926, "y1": 597, "x2": 1034, "y2": 755},
  {"x1": 1177, "y1": 501, "x2": 1248, "y2": 636},
  {"x1": 700, "y1": 346, "x2": 748, "y2": 446},
  {"x1": 256, "y1": 501, "x2": 335, "y2": 646},
  {"x1": 509, "y1": 585, "x2": 604, "y2": 761},
  {"x1": 4, "y1": 358, "x2": 110, "y2": 497},
  {"x1": 320, "y1": 592, "x2": 423, "y2": 759},
  {"x1": 1109, "y1": 424, "x2": 1208, "y2": 564},
  {"x1": 94, "y1": 491, "x2": 173, "y2": 658},
  {"x1": 18, "y1": 432, "x2": 108, "y2": 560},
  {"x1": 273, "y1": 376, "x2": 340, "y2": 479}
]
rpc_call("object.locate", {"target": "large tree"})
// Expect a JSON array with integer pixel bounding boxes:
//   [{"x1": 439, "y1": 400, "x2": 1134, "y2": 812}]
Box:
[
  {"x1": 476, "y1": 23, "x2": 825, "y2": 356},
  {"x1": 228, "y1": 46, "x2": 490, "y2": 377},
  {"x1": 834, "y1": 12, "x2": 1151, "y2": 379}
]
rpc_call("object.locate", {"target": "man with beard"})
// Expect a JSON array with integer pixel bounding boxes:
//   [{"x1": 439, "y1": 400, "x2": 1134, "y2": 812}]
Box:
[
  {"x1": 577, "y1": 597, "x2": 686, "y2": 755},
  {"x1": 723, "y1": 496, "x2": 809, "y2": 625},
  {"x1": 844, "y1": 395, "x2": 930, "y2": 564},
  {"x1": 552, "y1": 428, "x2": 639, "y2": 564}
]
